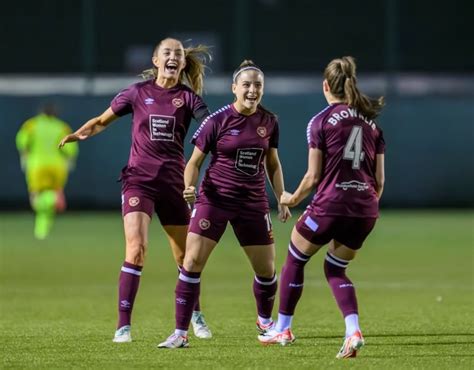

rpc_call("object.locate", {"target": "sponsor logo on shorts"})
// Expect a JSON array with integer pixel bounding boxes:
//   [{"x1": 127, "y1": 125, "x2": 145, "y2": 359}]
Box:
[
  {"x1": 172, "y1": 98, "x2": 184, "y2": 107},
  {"x1": 256, "y1": 126, "x2": 267, "y2": 137},
  {"x1": 199, "y1": 218, "x2": 211, "y2": 230},
  {"x1": 129, "y1": 197, "x2": 140, "y2": 207}
]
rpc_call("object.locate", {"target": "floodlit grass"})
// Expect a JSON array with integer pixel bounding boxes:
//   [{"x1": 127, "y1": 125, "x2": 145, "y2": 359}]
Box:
[{"x1": 1, "y1": 210, "x2": 473, "y2": 368}]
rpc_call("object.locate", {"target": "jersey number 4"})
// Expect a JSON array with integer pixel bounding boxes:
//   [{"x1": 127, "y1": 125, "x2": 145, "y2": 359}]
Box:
[{"x1": 343, "y1": 126, "x2": 365, "y2": 169}]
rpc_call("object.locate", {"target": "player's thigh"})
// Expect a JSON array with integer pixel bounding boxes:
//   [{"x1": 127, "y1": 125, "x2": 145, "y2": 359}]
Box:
[
  {"x1": 290, "y1": 226, "x2": 324, "y2": 256},
  {"x1": 242, "y1": 244, "x2": 275, "y2": 278},
  {"x1": 155, "y1": 185, "x2": 190, "y2": 226},
  {"x1": 293, "y1": 211, "x2": 335, "y2": 255},
  {"x1": 188, "y1": 202, "x2": 229, "y2": 245},
  {"x1": 162, "y1": 225, "x2": 188, "y2": 265},
  {"x1": 123, "y1": 211, "x2": 151, "y2": 246},
  {"x1": 231, "y1": 209, "x2": 273, "y2": 247},
  {"x1": 183, "y1": 232, "x2": 218, "y2": 272}
]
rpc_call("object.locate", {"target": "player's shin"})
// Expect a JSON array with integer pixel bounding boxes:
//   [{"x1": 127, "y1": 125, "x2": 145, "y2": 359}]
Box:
[
  {"x1": 276, "y1": 242, "x2": 311, "y2": 332},
  {"x1": 324, "y1": 253, "x2": 360, "y2": 336},
  {"x1": 175, "y1": 268, "x2": 201, "y2": 335}
]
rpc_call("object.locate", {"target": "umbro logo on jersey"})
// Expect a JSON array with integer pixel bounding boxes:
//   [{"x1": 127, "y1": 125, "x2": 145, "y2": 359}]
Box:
[{"x1": 145, "y1": 98, "x2": 155, "y2": 105}]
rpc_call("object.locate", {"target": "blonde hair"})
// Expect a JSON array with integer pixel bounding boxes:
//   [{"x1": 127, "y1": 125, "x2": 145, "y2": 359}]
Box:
[
  {"x1": 141, "y1": 38, "x2": 211, "y2": 96},
  {"x1": 324, "y1": 56, "x2": 384, "y2": 120}
]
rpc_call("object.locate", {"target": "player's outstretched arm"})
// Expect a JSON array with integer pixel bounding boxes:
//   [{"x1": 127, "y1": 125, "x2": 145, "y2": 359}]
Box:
[
  {"x1": 59, "y1": 107, "x2": 118, "y2": 147},
  {"x1": 280, "y1": 147, "x2": 322, "y2": 207}
]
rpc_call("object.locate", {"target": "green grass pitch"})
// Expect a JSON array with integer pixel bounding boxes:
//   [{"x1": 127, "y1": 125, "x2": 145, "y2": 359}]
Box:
[{"x1": 0, "y1": 210, "x2": 473, "y2": 369}]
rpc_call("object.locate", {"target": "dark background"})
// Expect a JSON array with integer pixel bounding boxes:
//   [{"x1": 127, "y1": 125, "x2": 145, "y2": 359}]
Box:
[{"x1": 1, "y1": 0, "x2": 473, "y2": 210}]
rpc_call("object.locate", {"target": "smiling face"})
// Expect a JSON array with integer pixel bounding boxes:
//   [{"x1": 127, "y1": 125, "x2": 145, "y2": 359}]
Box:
[
  {"x1": 232, "y1": 69, "x2": 264, "y2": 115},
  {"x1": 152, "y1": 38, "x2": 186, "y2": 83}
]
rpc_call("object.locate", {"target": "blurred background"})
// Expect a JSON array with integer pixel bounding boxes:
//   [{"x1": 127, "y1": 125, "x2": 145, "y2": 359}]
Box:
[{"x1": 1, "y1": 0, "x2": 473, "y2": 210}]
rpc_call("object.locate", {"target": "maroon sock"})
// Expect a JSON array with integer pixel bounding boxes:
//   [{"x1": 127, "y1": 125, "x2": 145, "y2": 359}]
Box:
[
  {"x1": 175, "y1": 268, "x2": 201, "y2": 331},
  {"x1": 279, "y1": 242, "x2": 311, "y2": 315},
  {"x1": 324, "y1": 253, "x2": 358, "y2": 317},
  {"x1": 117, "y1": 261, "x2": 142, "y2": 329},
  {"x1": 178, "y1": 264, "x2": 201, "y2": 312},
  {"x1": 253, "y1": 273, "x2": 277, "y2": 319}
]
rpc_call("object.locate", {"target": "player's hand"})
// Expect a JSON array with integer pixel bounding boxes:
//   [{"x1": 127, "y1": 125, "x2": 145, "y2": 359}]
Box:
[
  {"x1": 58, "y1": 132, "x2": 88, "y2": 148},
  {"x1": 280, "y1": 191, "x2": 296, "y2": 207},
  {"x1": 278, "y1": 204, "x2": 292, "y2": 222},
  {"x1": 183, "y1": 186, "x2": 197, "y2": 204}
]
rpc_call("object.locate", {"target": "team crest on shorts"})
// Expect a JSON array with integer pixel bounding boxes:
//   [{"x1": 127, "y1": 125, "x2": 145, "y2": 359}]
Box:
[
  {"x1": 172, "y1": 98, "x2": 184, "y2": 107},
  {"x1": 129, "y1": 197, "x2": 140, "y2": 207},
  {"x1": 257, "y1": 126, "x2": 267, "y2": 137},
  {"x1": 199, "y1": 218, "x2": 211, "y2": 230}
]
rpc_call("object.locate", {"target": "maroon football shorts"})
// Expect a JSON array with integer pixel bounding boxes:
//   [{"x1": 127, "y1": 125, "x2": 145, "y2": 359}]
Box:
[
  {"x1": 121, "y1": 182, "x2": 190, "y2": 226},
  {"x1": 295, "y1": 210, "x2": 376, "y2": 250},
  {"x1": 188, "y1": 200, "x2": 274, "y2": 246}
]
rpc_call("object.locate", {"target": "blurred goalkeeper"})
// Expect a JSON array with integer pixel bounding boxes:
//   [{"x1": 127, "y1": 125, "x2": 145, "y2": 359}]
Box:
[{"x1": 16, "y1": 103, "x2": 78, "y2": 239}]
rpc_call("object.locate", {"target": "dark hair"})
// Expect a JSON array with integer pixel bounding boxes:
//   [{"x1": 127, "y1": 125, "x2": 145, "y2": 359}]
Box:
[
  {"x1": 233, "y1": 59, "x2": 276, "y2": 117},
  {"x1": 324, "y1": 56, "x2": 384, "y2": 120},
  {"x1": 141, "y1": 38, "x2": 211, "y2": 96}
]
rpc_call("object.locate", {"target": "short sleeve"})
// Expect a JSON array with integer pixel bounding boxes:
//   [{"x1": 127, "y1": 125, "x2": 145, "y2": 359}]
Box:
[
  {"x1": 376, "y1": 128, "x2": 385, "y2": 154},
  {"x1": 269, "y1": 118, "x2": 279, "y2": 148},
  {"x1": 307, "y1": 114, "x2": 325, "y2": 150},
  {"x1": 191, "y1": 94, "x2": 210, "y2": 124},
  {"x1": 110, "y1": 84, "x2": 138, "y2": 117},
  {"x1": 191, "y1": 117, "x2": 218, "y2": 154}
]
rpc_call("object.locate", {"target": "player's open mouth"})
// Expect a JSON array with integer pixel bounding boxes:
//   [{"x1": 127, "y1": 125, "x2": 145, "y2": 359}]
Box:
[
  {"x1": 246, "y1": 97, "x2": 258, "y2": 103},
  {"x1": 165, "y1": 62, "x2": 178, "y2": 73}
]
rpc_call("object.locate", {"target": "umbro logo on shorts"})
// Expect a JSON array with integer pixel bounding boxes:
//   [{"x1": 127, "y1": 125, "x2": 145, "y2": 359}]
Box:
[
  {"x1": 129, "y1": 197, "x2": 140, "y2": 207},
  {"x1": 199, "y1": 218, "x2": 211, "y2": 230}
]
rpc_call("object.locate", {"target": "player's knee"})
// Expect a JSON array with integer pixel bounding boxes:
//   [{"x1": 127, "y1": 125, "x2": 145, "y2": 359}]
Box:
[
  {"x1": 324, "y1": 252, "x2": 350, "y2": 277},
  {"x1": 253, "y1": 263, "x2": 275, "y2": 279},
  {"x1": 126, "y1": 240, "x2": 147, "y2": 265},
  {"x1": 182, "y1": 253, "x2": 205, "y2": 272}
]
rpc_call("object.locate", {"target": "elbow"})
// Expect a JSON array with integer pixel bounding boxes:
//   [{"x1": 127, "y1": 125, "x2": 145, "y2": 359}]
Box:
[{"x1": 305, "y1": 172, "x2": 320, "y2": 187}]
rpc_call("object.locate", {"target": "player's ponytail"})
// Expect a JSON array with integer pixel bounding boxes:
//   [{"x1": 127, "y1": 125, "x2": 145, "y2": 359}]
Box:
[
  {"x1": 181, "y1": 45, "x2": 212, "y2": 96},
  {"x1": 233, "y1": 60, "x2": 276, "y2": 118},
  {"x1": 325, "y1": 56, "x2": 384, "y2": 120}
]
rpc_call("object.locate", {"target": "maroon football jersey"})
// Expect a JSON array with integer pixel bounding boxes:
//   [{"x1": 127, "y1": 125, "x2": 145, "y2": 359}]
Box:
[
  {"x1": 307, "y1": 103, "x2": 385, "y2": 217},
  {"x1": 111, "y1": 80, "x2": 209, "y2": 185},
  {"x1": 192, "y1": 104, "x2": 279, "y2": 210}
]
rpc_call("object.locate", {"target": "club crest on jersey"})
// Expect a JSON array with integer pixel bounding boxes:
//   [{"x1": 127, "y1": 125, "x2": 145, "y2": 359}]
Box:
[
  {"x1": 144, "y1": 98, "x2": 155, "y2": 105},
  {"x1": 172, "y1": 98, "x2": 184, "y2": 107},
  {"x1": 257, "y1": 126, "x2": 267, "y2": 137},
  {"x1": 129, "y1": 197, "x2": 140, "y2": 207},
  {"x1": 199, "y1": 218, "x2": 211, "y2": 230}
]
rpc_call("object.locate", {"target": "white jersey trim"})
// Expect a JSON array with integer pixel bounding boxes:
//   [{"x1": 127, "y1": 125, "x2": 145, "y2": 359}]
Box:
[
  {"x1": 192, "y1": 104, "x2": 232, "y2": 140},
  {"x1": 306, "y1": 105, "x2": 331, "y2": 144}
]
